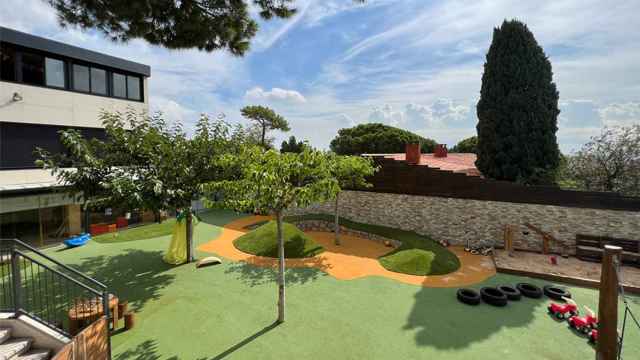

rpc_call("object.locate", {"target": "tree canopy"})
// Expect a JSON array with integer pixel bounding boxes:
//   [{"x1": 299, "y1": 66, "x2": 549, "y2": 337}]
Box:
[
  {"x1": 565, "y1": 125, "x2": 640, "y2": 196},
  {"x1": 450, "y1": 136, "x2": 478, "y2": 154},
  {"x1": 280, "y1": 135, "x2": 308, "y2": 153},
  {"x1": 329, "y1": 123, "x2": 437, "y2": 155},
  {"x1": 476, "y1": 19, "x2": 560, "y2": 185},
  {"x1": 47, "y1": 0, "x2": 364, "y2": 55},
  {"x1": 241, "y1": 105, "x2": 290, "y2": 148}
]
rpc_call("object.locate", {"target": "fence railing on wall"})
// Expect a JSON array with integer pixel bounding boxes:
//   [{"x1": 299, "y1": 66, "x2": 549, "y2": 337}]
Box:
[{"x1": 357, "y1": 157, "x2": 640, "y2": 211}]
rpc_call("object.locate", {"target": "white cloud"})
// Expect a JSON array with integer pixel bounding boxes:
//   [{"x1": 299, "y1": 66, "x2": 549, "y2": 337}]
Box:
[
  {"x1": 244, "y1": 87, "x2": 307, "y2": 104},
  {"x1": 598, "y1": 102, "x2": 640, "y2": 127},
  {"x1": 367, "y1": 99, "x2": 471, "y2": 130}
]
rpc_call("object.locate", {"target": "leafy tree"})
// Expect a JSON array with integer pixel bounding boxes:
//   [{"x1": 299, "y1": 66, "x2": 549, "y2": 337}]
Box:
[
  {"x1": 204, "y1": 148, "x2": 339, "y2": 323},
  {"x1": 280, "y1": 135, "x2": 308, "y2": 153},
  {"x1": 241, "y1": 105, "x2": 290, "y2": 148},
  {"x1": 566, "y1": 125, "x2": 640, "y2": 196},
  {"x1": 451, "y1": 136, "x2": 478, "y2": 154},
  {"x1": 476, "y1": 19, "x2": 560, "y2": 185},
  {"x1": 330, "y1": 155, "x2": 377, "y2": 245},
  {"x1": 330, "y1": 123, "x2": 437, "y2": 155},
  {"x1": 36, "y1": 131, "x2": 112, "y2": 233},
  {"x1": 47, "y1": 0, "x2": 364, "y2": 55}
]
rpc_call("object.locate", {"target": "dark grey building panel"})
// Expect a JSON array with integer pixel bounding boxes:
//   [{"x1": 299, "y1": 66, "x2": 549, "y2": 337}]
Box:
[{"x1": 0, "y1": 26, "x2": 150, "y2": 77}]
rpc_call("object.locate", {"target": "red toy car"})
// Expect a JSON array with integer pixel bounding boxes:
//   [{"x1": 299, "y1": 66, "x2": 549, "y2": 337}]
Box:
[
  {"x1": 569, "y1": 306, "x2": 598, "y2": 334},
  {"x1": 589, "y1": 329, "x2": 598, "y2": 344},
  {"x1": 548, "y1": 298, "x2": 578, "y2": 319}
]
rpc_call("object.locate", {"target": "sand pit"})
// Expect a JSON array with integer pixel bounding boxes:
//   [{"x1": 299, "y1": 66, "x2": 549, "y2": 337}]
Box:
[{"x1": 198, "y1": 216, "x2": 495, "y2": 288}]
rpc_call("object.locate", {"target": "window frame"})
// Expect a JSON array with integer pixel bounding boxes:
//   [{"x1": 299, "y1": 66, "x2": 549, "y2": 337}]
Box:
[
  {"x1": 0, "y1": 42, "x2": 145, "y2": 103},
  {"x1": 44, "y1": 56, "x2": 67, "y2": 89}
]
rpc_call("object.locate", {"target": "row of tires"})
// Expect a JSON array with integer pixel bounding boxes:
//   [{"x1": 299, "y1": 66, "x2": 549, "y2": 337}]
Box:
[{"x1": 457, "y1": 283, "x2": 572, "y2": 307}]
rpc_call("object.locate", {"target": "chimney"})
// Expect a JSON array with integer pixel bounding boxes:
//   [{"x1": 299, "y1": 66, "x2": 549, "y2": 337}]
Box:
[
  {"x1": 405, "y1": 143, "x2": 421, "y2": 164},
  {"x1": 434, "y1": 144, "x2": 448, "y2": 158}
]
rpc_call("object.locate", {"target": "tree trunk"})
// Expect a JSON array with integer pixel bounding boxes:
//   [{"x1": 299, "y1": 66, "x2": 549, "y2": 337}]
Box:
[
  {"x1": 334, "y1": 193, "x2": 340, "y2": 245},
  {"x1": 276, "y1": 211, "x2": 285, "y2": 323},
  {"x1": 83, "y1": 203, "x2": 91, "y2": 234},
  {"x1": 186, "y1": 209, "x2": 194, "y2": 263},
  {"x1": 261, "y1": 126, "x2": 267, "y2": 148}
]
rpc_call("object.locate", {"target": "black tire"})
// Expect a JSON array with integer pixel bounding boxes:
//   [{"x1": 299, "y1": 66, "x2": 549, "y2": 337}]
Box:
[
  {"x1": 457, "y1": 288, "x2": 481, "y2": 305},
  {"x1": 498, "y1": 285, "x2": 521, "y2": 301},
  {"x1": 543, "y1": 285, "x2": 571, "y2": 301},
  {"x1": 480, "y1": 287, "x2": 508, "y2": 307},
  {"x1": 516, "y1": 283, "x2": 543, "y2": 299}
]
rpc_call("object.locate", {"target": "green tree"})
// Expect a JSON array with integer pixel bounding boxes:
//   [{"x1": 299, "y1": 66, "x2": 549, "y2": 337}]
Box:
[
  {"x1": 36, "y1": 131, "x2": 111, "y2": 233},
  {"x1": 47, "y1": 0, "x2": 364, "y2": 55},
  {"x1": 330, "y1": 123, "x2": 437, "y2": 155},
  {"x1": 204, "y1": 148, "x2": 339, "y2": 323},
  {"x1": 451, "y1": 136, "x2": 478, "y2": 154},
  {"x1": 280, "y1": 135, "x2": 308, "y2": 153},
  {"x1": 241, "y1": 105, "x2": 290, "y2": 148},
  {"x1": 330, "y1": 155, "x2": 377, "y2": 245},
  {"x1": 476, "y1": 19, "x2": 560, "y2": 185}
]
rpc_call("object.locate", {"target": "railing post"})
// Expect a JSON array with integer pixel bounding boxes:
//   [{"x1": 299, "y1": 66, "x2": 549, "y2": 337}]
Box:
[
  {"x1": 103, "y1": 290, "x2": 112, "y2": 359},
  {"x1": 11, "y1": 245, "x2": 22, "y2": 315}
]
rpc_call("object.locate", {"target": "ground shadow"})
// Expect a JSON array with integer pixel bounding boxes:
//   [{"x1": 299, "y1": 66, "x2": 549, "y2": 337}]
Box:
[
  {"x1": 207, "y1": 322, "x2": 280, "y2": 360},
  {"x1": 114, "y1": 339, "x2": 180, "y2": 360},
  {"x1": 196, "y1": 210, "x2": 246, "y2": 227},
  {"x1": 224, "y1": 259, "x2": 329, "y2": 287},
  {"x1": 404, "y1": 275, "x2": 547, "y2": 349},
  {"x1": 70, "y1": 249, "x2": 176, "y2": 311}
]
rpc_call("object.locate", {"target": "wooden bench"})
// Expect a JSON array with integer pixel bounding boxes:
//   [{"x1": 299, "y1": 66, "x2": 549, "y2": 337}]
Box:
[{"x1": 576, "y1": 234, "x2": 640, "y2": 267}]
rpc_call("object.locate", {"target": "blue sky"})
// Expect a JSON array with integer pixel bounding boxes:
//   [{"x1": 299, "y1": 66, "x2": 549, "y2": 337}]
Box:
[{"x1": 2, "y1": 0, "x2": 639, "y2": 152}]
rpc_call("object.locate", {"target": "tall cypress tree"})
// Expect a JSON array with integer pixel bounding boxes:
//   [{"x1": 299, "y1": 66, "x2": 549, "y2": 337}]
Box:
[{"x1": 476, "y1": 20, "x2": 560, "y2": 184}]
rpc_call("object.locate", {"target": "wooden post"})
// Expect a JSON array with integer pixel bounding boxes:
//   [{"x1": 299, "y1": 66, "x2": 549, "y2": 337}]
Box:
[
  {"x1": 503, "y1": 225, "x2": 514, "y2": 257},
  {"x1": 596, "y1": 245, "x2": 621, "y2": 360}
]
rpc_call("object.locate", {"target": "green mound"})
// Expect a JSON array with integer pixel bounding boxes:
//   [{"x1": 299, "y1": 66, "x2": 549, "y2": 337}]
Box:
[
  {"x1": 379, "y1": 249, "x2": 436, "y2": 276},
  {"x1": 284, "y1": 214, "x2": 460, "y2": 275},
  {"x1": 234, "y1": 220, "x2": 324, "y2": 258}
]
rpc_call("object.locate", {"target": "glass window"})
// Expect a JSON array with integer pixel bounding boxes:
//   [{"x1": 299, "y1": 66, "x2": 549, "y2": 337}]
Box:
[
  {"x1": 127, "y1": 75, "x2": 141, "y2": 100},
  {"x1": 21, "y1": 52, "x2": 45, "y2": 85},
  {"x1": 72, "y1": 64, "x2": 90, "y2": 92},
  {"x1": 45, "y1": 57, "x2": 65, "y2": 88},
  {"x1": 90, "y1": 68, "x2": 107, "y2": 95},
  {"x1": 0, "y1": 44, "x2": 16, "y2": 81},
  {"x1": 112, "y1": 73, "x2": 126, "y2": 98}
]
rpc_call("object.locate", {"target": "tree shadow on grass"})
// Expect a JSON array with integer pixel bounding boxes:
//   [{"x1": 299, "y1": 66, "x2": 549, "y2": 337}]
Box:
[
  {"x1": 207, "y1": 321, "x2": 280, "y2": 360},
  {"x1": 404, "y1": 276, "x2": 547, "y2": 349},
  {"x1": 71, "y1": 249, "x2": 176, "y2": 312},
  {"x1": 224, "y1": 259, "x2": 329, "y2": 287},
  {"x1": 114, "y1": 339, "x2": 180, "y2": 360}
]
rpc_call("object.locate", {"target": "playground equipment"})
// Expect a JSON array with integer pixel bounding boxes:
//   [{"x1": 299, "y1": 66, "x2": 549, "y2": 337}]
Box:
[
  {"x1": 568, "y1": 306, "x2": 598, "y2": 334},
  {"x1": 63, "y1": 233, "x2": 91, "y2": 248},
  {"x1": 548, "y1": 297, "x2": 578, "y2": 319}
]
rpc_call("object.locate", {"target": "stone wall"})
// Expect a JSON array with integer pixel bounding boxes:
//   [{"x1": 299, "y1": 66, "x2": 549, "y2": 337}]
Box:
[{"x1": 287, "y1": 191, "x2": 640, "y2": 254}]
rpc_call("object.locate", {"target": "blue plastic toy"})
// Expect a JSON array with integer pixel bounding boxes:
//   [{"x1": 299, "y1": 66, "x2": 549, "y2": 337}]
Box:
[{"x1": 64, "y1": 233, "x2": 91, "y2": 248}]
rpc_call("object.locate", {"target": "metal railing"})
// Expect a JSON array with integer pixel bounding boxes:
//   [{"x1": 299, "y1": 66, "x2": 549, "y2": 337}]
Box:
[{"x1": 0, "y1": 239, "x2": 111, "y2": 347}]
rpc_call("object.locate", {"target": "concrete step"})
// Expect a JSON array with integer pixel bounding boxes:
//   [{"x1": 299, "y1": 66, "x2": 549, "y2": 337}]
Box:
[
  {"x1": 14, "y1": 349, "x2": 51, "y2": 360},
  {"x1": 0, "y1": 329, "x2": 11, "y2": 345},
  {"x1": 0, "y1": 338, "x2": 32, "y2": 360}
]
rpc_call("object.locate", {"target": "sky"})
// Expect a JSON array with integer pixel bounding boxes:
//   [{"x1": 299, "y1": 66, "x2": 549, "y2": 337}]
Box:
[{"x1": 2, "y1": 0, "x2": 639, "y2": 153}]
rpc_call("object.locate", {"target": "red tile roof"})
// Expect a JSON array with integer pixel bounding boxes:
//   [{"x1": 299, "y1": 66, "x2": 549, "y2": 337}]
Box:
[{"x1": 379, "y1": 153, "x2": 481, "y2": 177}]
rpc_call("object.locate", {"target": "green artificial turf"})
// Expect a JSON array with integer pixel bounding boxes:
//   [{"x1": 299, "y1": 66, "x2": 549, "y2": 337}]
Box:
[
  {"x1": 92, "y1": 219, "x2": 177, "y2": 243},
  {"x1": 379, "y1": 249, "x2": 436, "y2": 275},
  {"x1": 42, "y1": 209, "x2": 640, "y2": 360},
  {"x1": 234, "y1": 220, "x2": 324, "y2": 258},
  {"x1": 285, "y1": 213, "x2": 460, "y2": 275}
]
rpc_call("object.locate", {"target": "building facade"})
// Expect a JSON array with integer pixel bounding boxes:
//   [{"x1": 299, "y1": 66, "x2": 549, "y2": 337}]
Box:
[{"x1": 0, "y1": 26, "x2": 150, "y2": 246}]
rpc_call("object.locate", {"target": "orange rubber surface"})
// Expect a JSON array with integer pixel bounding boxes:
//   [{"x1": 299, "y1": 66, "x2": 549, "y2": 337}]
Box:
[{"x1": 198, "y1": 216, "x2": 496, "y2": 288}]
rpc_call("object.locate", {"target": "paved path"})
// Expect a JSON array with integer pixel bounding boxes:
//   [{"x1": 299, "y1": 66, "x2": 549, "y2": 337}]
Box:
[{"x1": 199, "y1": 215, "x2": 495, "y2": 288}]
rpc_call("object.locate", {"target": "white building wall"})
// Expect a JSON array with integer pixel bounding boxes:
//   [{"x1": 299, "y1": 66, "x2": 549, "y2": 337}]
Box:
[{"x1": 0, "y1": 79, "x2": 149, "y2": 128}]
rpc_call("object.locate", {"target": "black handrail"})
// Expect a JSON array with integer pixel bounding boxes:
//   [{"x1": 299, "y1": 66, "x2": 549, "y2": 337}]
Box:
[{"x1": 4, "y1": 238, "x2": 107, "y2": 289}]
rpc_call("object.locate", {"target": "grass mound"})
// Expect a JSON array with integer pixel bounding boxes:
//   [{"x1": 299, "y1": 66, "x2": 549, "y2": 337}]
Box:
[
  {"x1": 284, "y1": 214, "x2": 460, "y2": 275},
  {"x1": 234, "y1": 220, "x2": 324, "y2": 258},
  {"x1": 379, "y1": 249, "x2": 436, "y2": 275}
]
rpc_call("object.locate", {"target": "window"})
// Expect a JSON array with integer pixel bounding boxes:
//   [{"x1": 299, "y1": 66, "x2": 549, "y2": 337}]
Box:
[
  {"x1": 45, "y1": 57, "x2": 65, "y2": 88},
  {"x1": 72, "y1": 64, "x2": 90, "y2": 92},
  {"x1": 0, "y1": 44, "x2": 16, "y2": 81},
  {"x1": 127, "y1": 75, "x2": 141, "y2": 100},
  {"x1": 90, "y1": 67, "x2": 107, "y2": 94},
  {"x1": 112, "y1": 73, "x2": 127, "y2": 98},
  {"x1": 21, "y1": 52, "x2": 45, "y2": 85}
]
